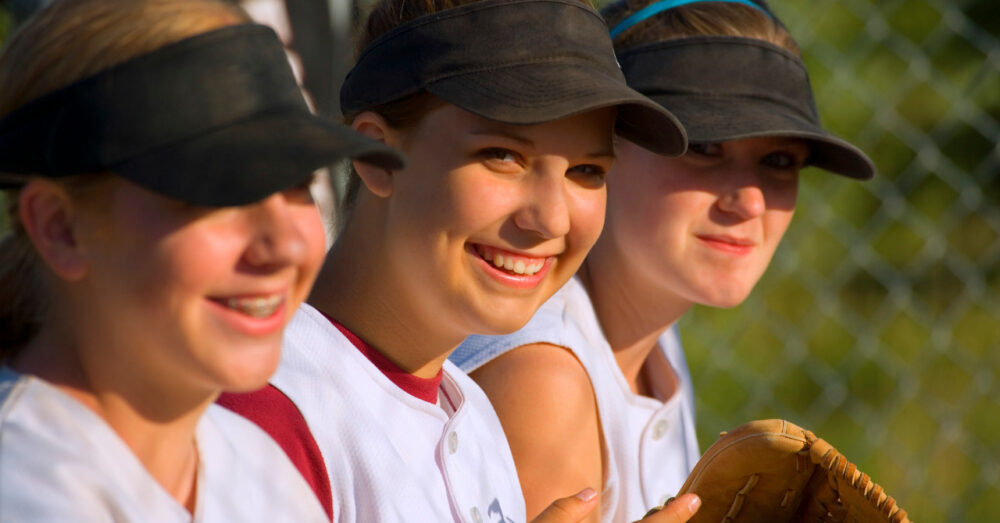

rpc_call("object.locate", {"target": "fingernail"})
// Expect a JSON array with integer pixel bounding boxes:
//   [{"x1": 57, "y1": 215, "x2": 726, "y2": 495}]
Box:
[
  {"x1": 688, "y1": 495, "x2": 701, "y2": 513},
  {"x1": 576, "y1": 488, "x2": 597, "y2": 502}
]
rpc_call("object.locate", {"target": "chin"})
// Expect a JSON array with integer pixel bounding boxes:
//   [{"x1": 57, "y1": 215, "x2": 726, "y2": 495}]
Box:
[
  {"x1": 211, "y1": 343, "x2": 283, "y2": 392},
  {"x1": 474, "y1": 309, "x2": 537, "y2": 336},
  {"x1": 701, "y1": 289, "x2": 754, "y2": 309}
]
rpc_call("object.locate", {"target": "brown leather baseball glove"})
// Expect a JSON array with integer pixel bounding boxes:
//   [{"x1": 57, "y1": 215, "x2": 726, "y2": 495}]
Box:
[{"x1": 670, "y1": 419, "x2": 910, "y2": 523}]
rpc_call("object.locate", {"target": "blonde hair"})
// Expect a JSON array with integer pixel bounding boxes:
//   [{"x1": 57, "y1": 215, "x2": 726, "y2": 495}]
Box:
[
  {"x1": 0, "y1": 0, "x2": 250, "y2": 357},
  {"x1": 602, "y1": 1, "x2": 800, "y2": 55}
]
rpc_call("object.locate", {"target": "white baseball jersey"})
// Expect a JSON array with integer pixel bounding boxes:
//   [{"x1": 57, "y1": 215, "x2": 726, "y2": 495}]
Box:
[
  {"x1": 263, "y1": 303, "x2": 526, "y2": 523},
  {"x1": 452, "y1": 277, "x2": 701, "y2": 523},
  {"x1": 0, "y1": 367, "x2": 327, "y2": 523}
]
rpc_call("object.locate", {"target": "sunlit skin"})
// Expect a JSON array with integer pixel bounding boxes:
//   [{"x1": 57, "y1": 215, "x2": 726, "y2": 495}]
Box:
[
  {"x1": 306, "y1": 102, "x2": 707, "y2": 523},
  {"x1": 583, "y1": 135, "x2": 806, "y2": 388},
  {"x1": 470, "y1": 135, "x2": 808, "y2": 522},
  {"x1": 590, "y1": 136, "x2": 804, "y2": 309},
  {"x1": 310, "y1": 103, "x2": 614, "y2": 377},
  {"x1": 14, "y1": 176, "x2": 326, "y2": 509}
]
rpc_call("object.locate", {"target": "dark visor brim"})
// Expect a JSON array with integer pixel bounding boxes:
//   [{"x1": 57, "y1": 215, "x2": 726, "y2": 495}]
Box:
[
  {"x1": 0, "y1": 24, "x2": 405, "y2": 206},
  {"x1": 115, "y1": 111, "x2": 404, "y2": 207},
  {"x1": 653, "y1": 94, "x2": 875, "y2": 179},
  {"x1": 341, "y1": 0, "x2": 687, "y2": 157},
  {"x1": 427, "y1": 63, "x2": 686, "y2": 157}
]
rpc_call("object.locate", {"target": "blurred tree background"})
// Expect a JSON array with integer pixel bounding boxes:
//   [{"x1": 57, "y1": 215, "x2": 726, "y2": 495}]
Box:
[{"x1": 1, "y1": 0, "x2": 997, "y2": 520}]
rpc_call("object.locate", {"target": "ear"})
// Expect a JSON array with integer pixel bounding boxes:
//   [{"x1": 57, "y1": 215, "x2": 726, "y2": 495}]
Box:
[
  {"x1": 350, "y1": 111, "x2": 397, "y2": 199},
  {"x1": 18, "y1": 180, "x2": 89, "y2": 281}
]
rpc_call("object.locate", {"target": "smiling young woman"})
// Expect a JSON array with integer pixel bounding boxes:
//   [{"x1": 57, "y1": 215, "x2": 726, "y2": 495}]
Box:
[
  {"x1": 450, "y1": 1, "x2": 876, "y2": 522},
  {"x1": 0, "y1": 0, "x2": 401, "y2": 519},
  {"x1": 217, "y1": 0, "x2": 708, "y2": 521}
]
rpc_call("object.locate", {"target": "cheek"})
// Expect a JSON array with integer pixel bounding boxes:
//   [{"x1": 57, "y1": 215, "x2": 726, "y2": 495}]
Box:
[
  {"x1": 566, "y1": 187, "x2": 607, "y2": 248},
  {"x1": 295, "y1": 206, "x2": 328, "y2": 273},
  {"x1": 762, "y1": 183, "x2": 798, "y2": 244},
  {"x1": 152, "y1": 230, "x2": 245, "y2": 294},
  {"x1": 763, "y1": 208, "x2": 795, "y2": 247},
  {"x1": 443, "y1": 171, "x2": 521, "y2": 234}
]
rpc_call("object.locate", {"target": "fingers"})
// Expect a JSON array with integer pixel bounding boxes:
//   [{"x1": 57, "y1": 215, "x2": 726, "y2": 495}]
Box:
[
  {"x1": 636, "y1": 494, "x2": 701, "y2": 523},
  {"x1": 530, "y1": 488, "x2": 598, "y2": 523}
]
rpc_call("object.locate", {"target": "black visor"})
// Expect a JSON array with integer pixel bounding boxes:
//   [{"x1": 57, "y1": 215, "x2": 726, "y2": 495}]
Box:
[
  {"x1": 341, "y1": 0, "x2": 687, "y2": 157},
  {"x1": 0, "y1": 24, "x2": 405, "y2": 206},
  {"x1": 618, "y1": 36, "x2": 875, "y2": 179}
]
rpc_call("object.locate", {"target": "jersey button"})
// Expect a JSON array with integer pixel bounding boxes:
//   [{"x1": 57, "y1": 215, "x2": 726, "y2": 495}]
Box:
[
  {"x1": 470, "y1": 506, "x2": 483, "y2": 523},
  {"x1": 448, "y1": 431, "x2": 459, "y2": 454},
  {"x1": 651, "y1": 419, "x2": 668, "y2": 440}
]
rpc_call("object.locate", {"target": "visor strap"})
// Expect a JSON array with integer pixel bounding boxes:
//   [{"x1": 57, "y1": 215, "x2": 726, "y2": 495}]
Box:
[{"x1": 609, "y1": 0, "x2": 771, "y2": 39}]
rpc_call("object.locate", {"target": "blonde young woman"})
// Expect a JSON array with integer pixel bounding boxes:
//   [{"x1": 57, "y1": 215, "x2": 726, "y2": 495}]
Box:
[
  {"x1": 220, "y1": 0, "x2": 702, "y2": 521},
  {"x1": 451, "y1": 0, "x2": 877, "y2": 521},
  {"x1": 0, "y1": 0, "x2": 401, "y2": 519}
]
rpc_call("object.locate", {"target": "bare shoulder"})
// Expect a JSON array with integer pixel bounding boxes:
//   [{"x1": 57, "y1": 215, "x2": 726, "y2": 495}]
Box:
[
  {"x1": 470, "y1": 343, "x2": 603, "y2": 521},
  {"x1": 469, "y1": 342, "x2": 597, "y2": 416}
]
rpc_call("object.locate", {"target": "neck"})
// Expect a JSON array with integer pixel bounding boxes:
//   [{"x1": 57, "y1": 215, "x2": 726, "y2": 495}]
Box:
[
  {"x1": 308, "y1": 220, "x2": 458, "y2": 379},
  {"x1": 14, "y1": 316, "x2": 208, "y2": 513},
  {"x1": 579, "y1": 237, "x2": 693, "y2": 392}
]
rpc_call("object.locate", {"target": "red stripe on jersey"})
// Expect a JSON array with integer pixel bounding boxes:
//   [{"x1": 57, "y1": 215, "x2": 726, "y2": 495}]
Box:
[
  {"x1": 319, "y1": 311, "x2": 444, "y2": 404},
  {"x1": 218, "y1": 386, "x2": 333, "y2": 521},
  {"x1": 440, "y1": 386, "x2": 458, "y2": 412}
]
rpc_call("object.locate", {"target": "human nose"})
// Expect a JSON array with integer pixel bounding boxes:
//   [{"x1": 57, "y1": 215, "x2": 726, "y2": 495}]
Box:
[
  {"x1": 243, "y1": 192, "x2": 313, "y2": 270},
  {"x1": 716, "y1": 168, "x2": 766, "y2": 220},
  {"x1": 513, "y1": 169, "x2": 571, "y2": 240}
]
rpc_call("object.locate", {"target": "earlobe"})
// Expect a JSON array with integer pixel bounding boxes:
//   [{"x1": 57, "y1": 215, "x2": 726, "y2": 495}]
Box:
[
  {"x1": 18, "y1": 180, "x2": 89, "y2": 281},
  {"x1": 350, "y1": 112, "x2": 397, "y2": 199}
]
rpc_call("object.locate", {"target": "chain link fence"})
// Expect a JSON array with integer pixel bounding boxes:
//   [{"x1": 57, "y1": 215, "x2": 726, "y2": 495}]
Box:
[
  {"x1": 676, "y1": 0, "x2": 999, "y2": 520},
  {"x1": 1, "y1": 0, "x2": 997, "y2": 520}
]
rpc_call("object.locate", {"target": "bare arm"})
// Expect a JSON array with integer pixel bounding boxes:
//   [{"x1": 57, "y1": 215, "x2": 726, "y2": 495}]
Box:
[{"x1": 471, "y1": 343, "x2": 603, "y2": 523}]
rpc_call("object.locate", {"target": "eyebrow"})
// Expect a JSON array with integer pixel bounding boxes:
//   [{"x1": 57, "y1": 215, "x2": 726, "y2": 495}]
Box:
[{"x1": 468, "y1": 128, "x2": 616, "y2": 160}]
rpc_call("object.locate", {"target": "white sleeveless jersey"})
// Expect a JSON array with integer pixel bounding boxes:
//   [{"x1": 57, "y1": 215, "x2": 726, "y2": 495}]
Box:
[
  {"x1": 0, "y1": 367, "x2": 326, "y2": 523},
  {"x1": 270, "y1": 304, "x2": 526, "y2": 523},
  {"x1": 452, "y1": 277, "x2": 701, "y2": 523}
]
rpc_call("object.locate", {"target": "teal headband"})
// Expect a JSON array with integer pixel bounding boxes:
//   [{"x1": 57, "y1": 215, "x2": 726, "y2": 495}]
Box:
[{"x1": 609, "y1": 0, "x2": 771, "y2": 39}]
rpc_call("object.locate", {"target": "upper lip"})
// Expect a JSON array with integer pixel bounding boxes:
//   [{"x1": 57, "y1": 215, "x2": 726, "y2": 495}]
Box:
[
  {"x1": 472, "y1": 243, "x2": 561, "y2": 260},
  {"x1": 207, "y1": 287, "x2": 289, "y2": 301},
  {"x1": 696, "y1": 234, "x2": 756, "y2": 247}
]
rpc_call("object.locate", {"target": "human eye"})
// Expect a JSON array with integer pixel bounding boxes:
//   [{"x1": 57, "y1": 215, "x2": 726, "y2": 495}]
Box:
[
  {"x1": 761, "y1": 151, "x2": 799, "y2": 169},
  {"x1": 478, "y1": 148, "x2": 523, "y2": 173},
  {"x1": 687, "y1": 142, "x2": 723, "y2": 157},
  {"x1": 566, "y1": 162, "x2": 609, "y2": 189}
]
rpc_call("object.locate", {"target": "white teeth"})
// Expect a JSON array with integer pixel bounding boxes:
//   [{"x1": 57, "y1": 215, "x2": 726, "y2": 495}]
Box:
[
  {"x1": 481, "y1": 245, "x2": 546, "y2": 276},
  {"x1": 226, "y1": 295, "x2": 283, "y2": 318}
]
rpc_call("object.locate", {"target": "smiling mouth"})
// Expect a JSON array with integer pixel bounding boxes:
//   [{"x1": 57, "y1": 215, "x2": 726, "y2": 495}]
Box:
[
  {"x1": 697, "y1": 235, "x2": 755, "y2": 253},
  {"x1": 473, "y1": 244, "x2": 548, "y2": 276},
  {"x1": 216, "y1": 294, "x2": 285, "y2": 318}
]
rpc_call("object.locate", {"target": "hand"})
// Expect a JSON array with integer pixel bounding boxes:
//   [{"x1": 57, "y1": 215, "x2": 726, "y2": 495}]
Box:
[
  {"x1": 529, "y1": 488, "x2": 598, "y2": 523},
  {"x1": 636, "y1": 494, "x2": 701, "y2": 523}
]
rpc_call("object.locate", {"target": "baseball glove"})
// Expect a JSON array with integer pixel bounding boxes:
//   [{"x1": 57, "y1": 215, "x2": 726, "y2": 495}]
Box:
[{"x1": 666, "y1": 419, "x2": 910, "y2": 523}]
